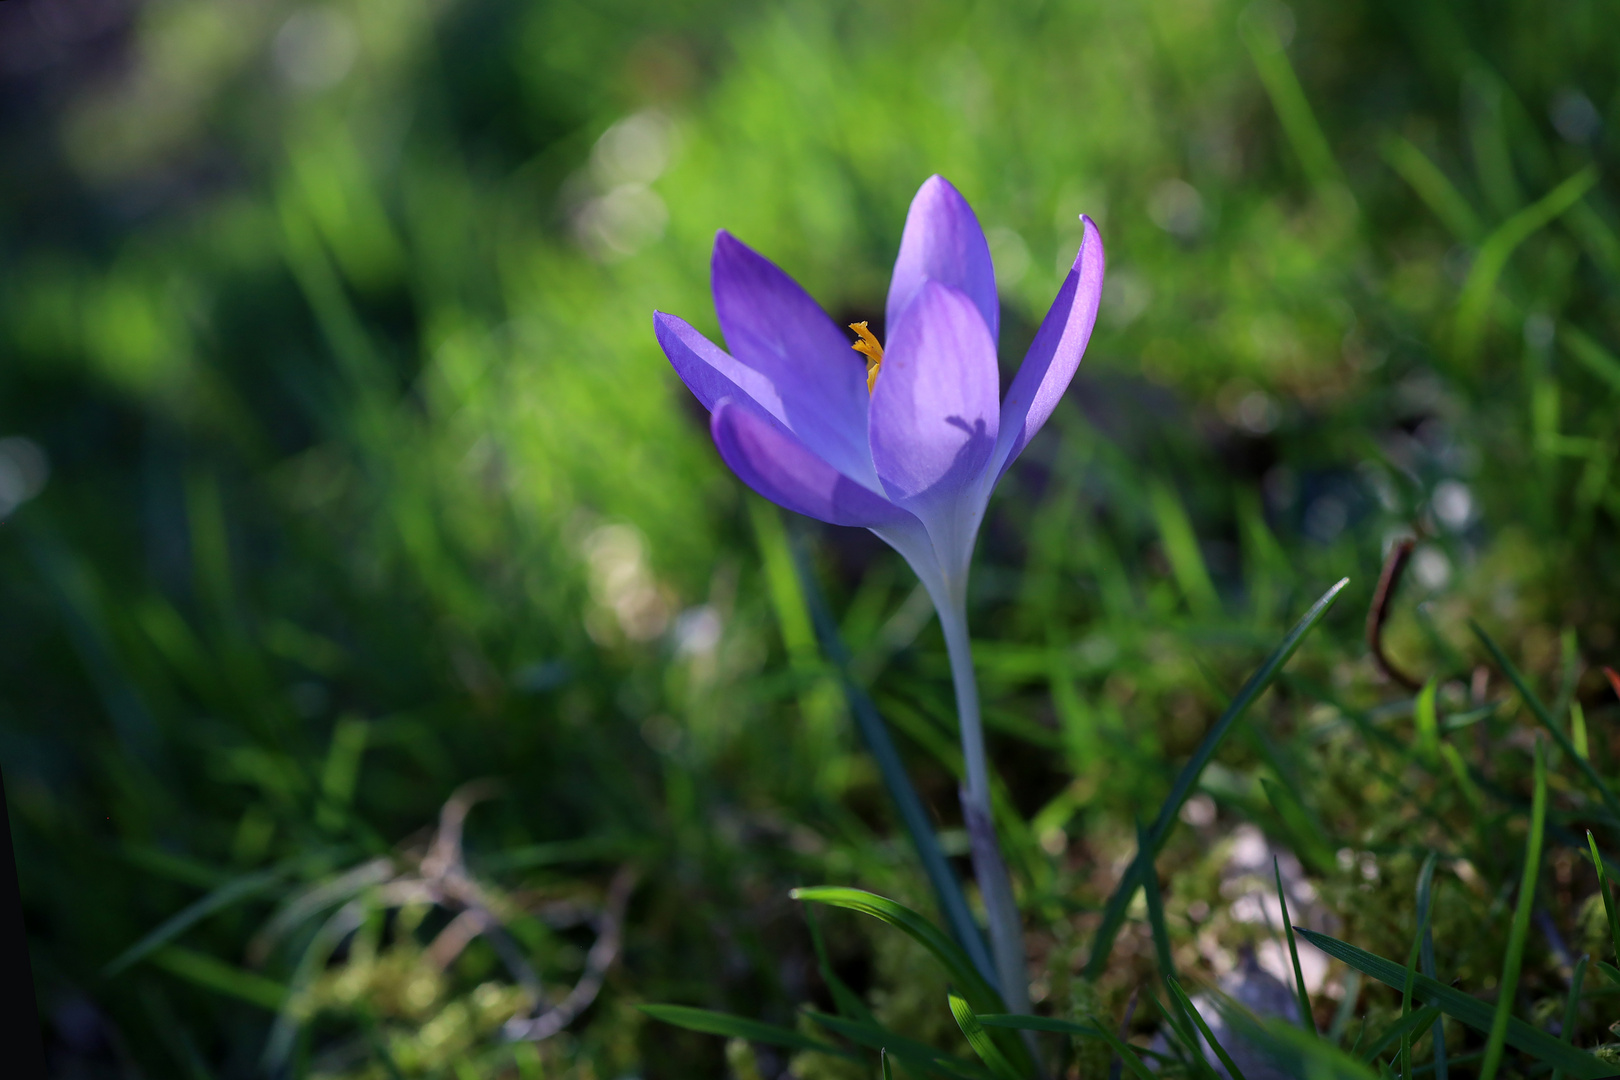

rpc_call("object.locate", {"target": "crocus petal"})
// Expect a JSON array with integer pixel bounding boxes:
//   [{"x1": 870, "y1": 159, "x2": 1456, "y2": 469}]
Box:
[
  {"x1": 869, "y1": 281, "x2": 1000, "y2": 507},
  {"x1": 992, "y1": 215, "x2": 1104, "y2": 480},
  {"x1": 711, "y1": 399, "x2": 914, "y2": 528},
  {"x1": 710, "y1": 231, "x2": 878, "y2": 488},
  {"x1": 654, "y1": 311, "x2": 785, "y2": 422},
  {"x1": 886, "y1": 176, "x2": 999, "y2": 344}
]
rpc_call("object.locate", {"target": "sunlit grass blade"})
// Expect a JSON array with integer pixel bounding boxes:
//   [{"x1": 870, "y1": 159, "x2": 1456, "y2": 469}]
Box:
[
  {"x1": 791, "y1": 539, "x2": 995, "y2": 984},
  {"x1": 1086, "y1": 578, "x2": 1349, "y2": 978},
  {"x1": 1550, "y1": 954, "x2": 1588, "y2": 1080},
  {"x1": 1585, "y1": 830, "x2": 1620, "y2": 964},
  {"x1": 1479, "y1": 738, "x2": 1547, "y2": 1080},
  {"x1": 791, "y1": 887, "x2": 1002, "y2": 1012},
  {"x1": 1413, "y1": 677, "x2": 1441, "y2": 766},
  {"x1": 638, "y1": 1004, "x2": 858, "y2": 1060},
  {"x1": 804, "y1": 1010, "x2": 993, "y2": 1079},
  {"x1": 1293, "y1": 929, "x2": 1610, "y2": 1076},
  {"x1": 947, "y1": 992, "x2": 1024, "y2": 1080},
  {"x1": 979, "y1": 1015, "x2": 1160, "y2": 1080},
  {"x1": 1166, "y1": 976, "x2": 1248, "y2": 1080},
  {"x1": 1273, "y1": 857, "x2": 1314, "y2": 1034},
  {"x1": 791, "y1": 887, "x2": 1033, "y2": 1075},
  {"x1": 1473, "y1": 622, "x2": 1620, "y2": 828}
]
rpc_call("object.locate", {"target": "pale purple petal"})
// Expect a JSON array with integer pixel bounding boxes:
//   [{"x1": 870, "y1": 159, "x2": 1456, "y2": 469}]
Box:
[
  {"x1": 710, "y1": 399, "x2": 914, "y2": 528},
  {"x1": 710, "y1": 232, "x2": 878, "y2": 488},
  {"x1": 654, "y1": 311, "x2": 785, "y2": 422},
  {"x1": 992, "y1": 215, "x2": 1104, "y2": 480},
  {"x1": 886, "y1": 176, "x2": 999, "y2": 345},
  {"x1": 869, "y1": 281, "x2": 1000, "y2": 507}
]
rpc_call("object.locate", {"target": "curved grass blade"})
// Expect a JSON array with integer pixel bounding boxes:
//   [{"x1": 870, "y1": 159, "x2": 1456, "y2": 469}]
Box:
[
  {"x1": 1453, "y1": 167, "x2": 1598, "y2": 359},
  {"x1": 790, "y1": 535, "x2": 995, "y2": 984},
  {"x1": 638, "y1": 1005, "x2": 857, "y2": 1060},
  {"x1": 978, "y1": 1015, "x2": 1160, "y2": 1080},
  {"x1": 1273, "y1": 856, "x2": 1314, "y2": 1034},
  {"x1": 1360, "y1": 1006, "x2": 1442, "y2": 1064},
  {"x1": 1479, "y1": 738, "x2": 1547, "y2": 1080},
  {"x1": 947, "y1": 992, "x2": 1023, "y2": 1080},
  {"x1": 791, "y1": 888, "x2": 1002, "y2": 1013},
  {"x1": 105, "y1": 865, "x2": 286, "y2": 977},
  {"x1": 1086, "y1": 578, "x2": 1349, "y2": 978},
  {"x1": 1166, "y1": 976, "x2": 1248, "y2": 1080},
  {"x1": 1551, "y1": 954, "x2": 1589, "y2": 1080},
  {"x1": 804, "y1": 1009, "x2": 993, "y2": 1079},
  {"x1": 1293, "y1": 929, "x2": 1611, "y2": 1077},
  {"x1": 792, "y1": 887, "x2": 1032, "y2": 1075},
  {"x1": 1473, "y1": 622, "x2": 1620, "y2": 829}
]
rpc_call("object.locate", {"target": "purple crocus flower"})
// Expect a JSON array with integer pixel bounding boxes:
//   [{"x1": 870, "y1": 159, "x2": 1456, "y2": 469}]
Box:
[
  {"x1": 653, "y1": 175, "x2": 1103, "y2": 1009},
  {"x1": 654, "y1": 175, "x2": 1103, "y2": 611}
]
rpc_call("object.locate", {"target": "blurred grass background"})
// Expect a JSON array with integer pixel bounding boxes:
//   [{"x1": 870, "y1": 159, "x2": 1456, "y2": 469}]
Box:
[{"x1": 1, "y1": 0, "x2": 1617, "y2": 1076}]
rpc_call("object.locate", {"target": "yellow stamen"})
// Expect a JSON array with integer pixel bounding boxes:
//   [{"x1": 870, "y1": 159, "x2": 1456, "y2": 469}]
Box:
[{"x1": 849, "y1": 321, "x2": 884, "y2": 394}]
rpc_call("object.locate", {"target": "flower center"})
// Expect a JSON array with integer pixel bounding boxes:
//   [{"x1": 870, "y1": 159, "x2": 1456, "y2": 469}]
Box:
[{"x1": 849, "y1": 321, "x2": 883, "y2": 394}]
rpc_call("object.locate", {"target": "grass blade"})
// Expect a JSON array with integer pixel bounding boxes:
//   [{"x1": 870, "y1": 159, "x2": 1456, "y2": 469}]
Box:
[
  {"x1": 1214, "y1": 998, "x2": 1382, "y2": 1080},
  {"x1": 947, "y1": 992, "x2": 1024, "y2": 1080},
  {"x1": 105, "y1": 866, "x2": 286, "y2": 977},
  {"x1": 1274, "y1": 857, "x2": 1315, "y2": 1034},
  {"x1": 1399, "y1": 854, "x2": 1437, "y2": 1079},
  {"x1": 638, "y1": 1005, "x2": 857, "y2": 1060},
  {"x1": 147, "y1": 945, "x2": 288, "y2": 1011},
  {"x1": 1480, "y1": 738, "x2": 1547, "y2": 1080},
  {"x1": 1166, "y1": 976, "x2": 1249, "y2": 1080},
  {"x1": 1473, "y1": 622, "x2": 1620, "y2": 829},
  {"x1": 1295, "y1": 930, "x2": 1610, "y2": 1076},
  {"x1": 1416, "y1": 852, "x2": 1447, "y2": 1080},
  {"x1": 1380, "y1": 134, "x2": 1483, "y2": 241},
  {"x1": 1586, "y1": 830, "x2": 1620, "y2": 964},
  {"x1": 804, "y1": 1010, "x2": 992, "y2": 1079},
  {"x1": 1086, "y1": 578, "x2": 1349, "y2": 978},
  {"x1": 1550, "y1": 954, "x2": 1589, "y2": 1080},
  {"x1": 882, "y1": 1048, "x2": 894, "y2": 1080},
  {"x1": 1454, "y1": 167, "x2": 1598, "y2": 359}
]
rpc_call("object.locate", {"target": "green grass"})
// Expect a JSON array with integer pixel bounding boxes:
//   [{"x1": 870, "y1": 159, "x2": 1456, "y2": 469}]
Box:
[{"x1": 1, "y1": 0, "x2": 1618, "y2": 1076}]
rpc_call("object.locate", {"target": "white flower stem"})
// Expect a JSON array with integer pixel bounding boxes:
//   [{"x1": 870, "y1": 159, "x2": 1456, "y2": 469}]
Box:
[{"x1": 937, "y1": 592, "x2": 1030, "y2": 1016}]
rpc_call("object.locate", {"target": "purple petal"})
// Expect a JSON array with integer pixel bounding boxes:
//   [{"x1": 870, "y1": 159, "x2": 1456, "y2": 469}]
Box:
[
  {"x1": 869, "y1": 281, "x2": 1000, "y2": 507},
  {"x1": 993, "y1": 215, "x2": 1104, "y2": 480},
  {"x1": 886, "y1": 175, "x2": 999, "y2": 344},
  {"x1": 710, "y1": 399, "x2": 913, "y2": 528},
  {"x1": 654, "y1": 311, "x2": 785, "y2": 421},
  {"x1": 711, "y1": 232, "x2": 877, "y2": 488}
]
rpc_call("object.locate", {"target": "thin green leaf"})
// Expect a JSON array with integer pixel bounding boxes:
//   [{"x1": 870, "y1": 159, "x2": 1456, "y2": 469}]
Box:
[
  {"x1": 1586, "y1": 830, "x2": 1620, "y2": 965},
  {"x1": 1480, "y1": 739, "x2": 1547, "y2": 1080},
  {"x1": 1380, "y1": 134, "x2": 1483, "y2": 241},
  {"x1": 1213, "y1": 998, "x2": 1382, "y2": 1080},
  {"x1": 804, "y1": 1010, "x2": 992, "y2": 1080},
  {"x1": 882, "y1": 1049, "x2": 894, "y2": 1080},
  {"x1": 1416, "y1": 853, "x2": 1447, "y2": 1080},
  {"x1": 1360, "y1": 1007, "x2": 1443, "y2": 1064},
  {"x1": 147, "y1": 945, "x2": 288, "y2": 1011},
  {"x1": 979, "y1": 1015, "x2": 1160, "y2": 1080},
  {"x1": 1293, "y1": 929, "x2": 1611, "y2": 1077},
  {"x1": 1240, "y1": 5, "x2": 1346, "y2": 194},
  {"x1": 1087, "y1": 578, "x2": 1350, "y2": 977},
  {"x1": 805, "y1": 905, "x2": 874, "y2": 1023},
  {"x1": 1167, "y1": 976, "x2": 1249, "y2": 1080},
  {"x1": 637, "y1": 1005, "x2": 856, "y2": 1059},
  {"x1": 1273, "y1": 857, "x2": 1315, "y2": 1034},
  {"x1": 1561, "y1": 325, "x2": 1620, "y2": 395},
  {"x1": 791, "y1": 888, "x2": 1002, "y2": 1014},
  {"x1": 1550, "y1": 954, "x2": 1589, "y2": 1080},
  {"x1": 1475, "y1": 623, "x2": 1620, "y2": 828},
  {"x1": 1454, "y1": 167, "x2": 1598, "y2": 359},
  {"x1": 105, "y1": 866, "x2": 286, "y2": 977},
  {"x1": 947, "y1": 992, "x2": 1023, "y2": 1080}
]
